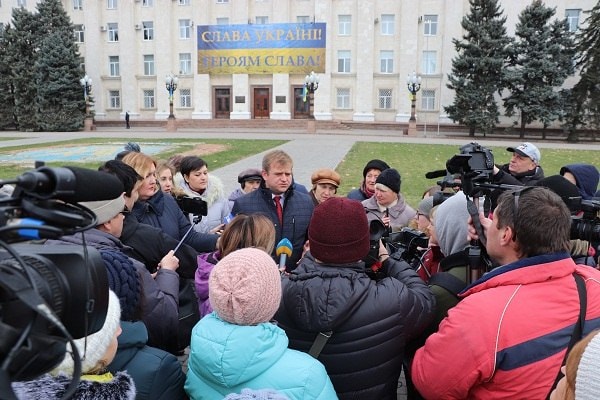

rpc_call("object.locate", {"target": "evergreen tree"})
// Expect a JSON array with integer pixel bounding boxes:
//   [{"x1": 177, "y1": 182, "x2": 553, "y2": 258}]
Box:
[
  {"x1": 444, "y1": 0, "x2": 511, "y2": 137},
  {"x1": 503, "y1": 0, "x2": 575, "y2": 138},
  {"x1": 6, "y1": 7, "x2": 40, "y2": 131},
  {"x1": 565, "y1": 2, "x2": 600, "y2": 142},
  {"x1": 0, "y1": 25, "x2": 17, "y2": 129}
]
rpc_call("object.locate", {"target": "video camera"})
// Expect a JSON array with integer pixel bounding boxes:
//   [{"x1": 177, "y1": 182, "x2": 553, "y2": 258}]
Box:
[
  {"x1": 446, "y1": 142, "x2": 495, "y2": 198},
  {"x1": 0, "y1": 166, "x2": 123, "y2": 393},
  {"x1": 571, "y1": 199, "x2": 600, "y2": 243}
]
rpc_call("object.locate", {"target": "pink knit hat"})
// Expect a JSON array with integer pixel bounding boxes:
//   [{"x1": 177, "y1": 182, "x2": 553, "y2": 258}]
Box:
[{"x1": 209, "y1": 248, "x2": 281, "y2": 326}]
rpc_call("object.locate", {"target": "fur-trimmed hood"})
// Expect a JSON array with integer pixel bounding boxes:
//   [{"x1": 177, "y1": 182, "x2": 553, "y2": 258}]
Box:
[{"x1": 176, "y1": 172, "x2": 226, "y2": 208}]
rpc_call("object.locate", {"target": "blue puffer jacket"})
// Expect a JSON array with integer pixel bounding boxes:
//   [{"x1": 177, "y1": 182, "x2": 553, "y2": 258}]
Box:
[
  {"x1": 231, "y1": 186, "x2": 314, "y2": 271},
  {"x1": 132, "y1": 190, "x2": 218, "y2": 253},
  {"x1": 185, "y1": 313, "x2": 337, "y2": 400},
  {"x1": 109, "y1": 321, "x2": 186, "y2": 400}
]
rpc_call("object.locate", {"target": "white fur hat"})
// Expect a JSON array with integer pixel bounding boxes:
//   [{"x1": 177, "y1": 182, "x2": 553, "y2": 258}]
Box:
[
  {"x1": 576, "y1": 332, "x2": 600, "y2": 399},
  {"x1": 53, "y1": 290, "x2": 121, "y2": 375}
]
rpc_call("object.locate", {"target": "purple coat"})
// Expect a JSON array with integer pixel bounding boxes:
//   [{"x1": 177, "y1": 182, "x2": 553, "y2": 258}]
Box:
[{"x1": 195, "y1": 251, "x2": 221, "y2": 317}]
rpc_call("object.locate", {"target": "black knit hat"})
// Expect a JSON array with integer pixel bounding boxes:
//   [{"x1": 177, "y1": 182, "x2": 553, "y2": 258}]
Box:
[
  {"x1": 362, "y1": 159, "x2": 390, "y2": 179},
  {"x1": 376, "y1": 168, "x2": 401, "y2": 194},
  {"x1": 536, "y1": 175, "x2": 582, "y2": 213}
]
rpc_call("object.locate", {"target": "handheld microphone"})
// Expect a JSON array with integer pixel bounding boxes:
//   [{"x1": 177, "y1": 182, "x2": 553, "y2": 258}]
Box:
[
  {"x1": 425, "y1": 169, "x2": 448, "y2": 179},
  {"x1": 276, "y1": 238, "x2": 293, "y2": 273},
  {"x1": 3, "y1": 166, "x2": 124, "y2": 203}
]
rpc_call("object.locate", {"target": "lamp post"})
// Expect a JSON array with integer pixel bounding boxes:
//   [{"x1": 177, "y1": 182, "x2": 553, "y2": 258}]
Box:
[
  {"x1": 406, "y1": 71, "x2": 422, "y2": 136},
  {"x1": 165, "y1": 73, "x2": 178, "y2": 131},
  {"x1": 80, "y1": 74, "x2": 93, "y2": 131},
  {"x1": 304, "y1": 71, "x2": 319, "y2": 119},
  {"x1": 165, "y1": 73, "x2": 178, "y2": 119}
]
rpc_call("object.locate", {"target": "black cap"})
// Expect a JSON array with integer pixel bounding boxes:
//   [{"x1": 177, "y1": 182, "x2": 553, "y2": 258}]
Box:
[
  {"x1": 363, "y1": 159, "x2": 390, "y2": 178},
  {"x1": 375, "y1": 168, "x2": 401, "y2": 194},
  {"x1": 237, "y1": 168, "x2": 262, "y2": 184}
]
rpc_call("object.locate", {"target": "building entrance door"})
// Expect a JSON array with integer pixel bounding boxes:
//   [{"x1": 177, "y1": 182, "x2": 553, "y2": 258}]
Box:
[
  {"x1": 253, "y1": 88, "x2": 270, "y2": 119},
  {"x1": 293, "y1": 87, "x2": 310, "y2": 119},
  {"x1": 215, "y1": 88, "x2": 231, "y2": 119}
]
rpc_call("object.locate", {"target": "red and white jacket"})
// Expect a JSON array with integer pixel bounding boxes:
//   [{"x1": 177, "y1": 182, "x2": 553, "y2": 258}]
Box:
[{"x1": 411, "y1": 252, "x2": 600, "y2": 399}]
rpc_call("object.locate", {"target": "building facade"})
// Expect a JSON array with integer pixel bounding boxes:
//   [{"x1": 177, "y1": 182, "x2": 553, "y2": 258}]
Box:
[{"x1": 0, "y1": 0, "x2": 594, "y2": 126}]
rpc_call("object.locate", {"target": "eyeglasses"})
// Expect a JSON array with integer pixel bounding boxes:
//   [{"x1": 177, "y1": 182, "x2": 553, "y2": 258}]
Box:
[{"x1": 512, "y1": 186, "x2": 535, "y2": 215}]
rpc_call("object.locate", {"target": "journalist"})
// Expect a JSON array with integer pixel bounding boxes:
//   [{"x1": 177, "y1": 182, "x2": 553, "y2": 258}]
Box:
[
  {"x1": 411, "y1": 187, "x2": 600, "y2": 399},
  {"x1": 275, "y1": 197, "x2": 434, "y2": 400},
  {"x1": 491, "y1": 142, "x2": 544, "y2": 186}
]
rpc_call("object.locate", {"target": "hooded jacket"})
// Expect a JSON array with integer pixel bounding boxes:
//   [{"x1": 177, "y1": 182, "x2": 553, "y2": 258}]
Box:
[
  {"x1": 194, "y1": 250, "x2": 220, "y2": 317},
  {"x1": 178, "y1": 173, "x2": 231, "y2": 234},
  {"x1": 132, "y1": 189, "x2": 218, "y2": 253},
  {"x1": 560, "y1": 163, "x2": 599, "y2": 200},
  {"x1": 185, "y1": 313, "x2": 337, "y2": 400},
  {"x1": 45, "y1": 230, "x2": 179, "y2": 352},
  {"x1": 412, "y1": 253, "x2": 600, "y2": 399},
  {"x1": 274, "y1": 254, "x2": 435, "y2": 400},
  {"x1": 231, "y1": 184, "x2": 314, "y2": 271}
]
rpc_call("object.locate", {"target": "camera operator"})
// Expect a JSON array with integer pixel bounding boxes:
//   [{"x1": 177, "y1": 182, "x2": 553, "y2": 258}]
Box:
[
  {"x1": 274, "y1": 197, "x2": 434, "y2": 399},
  {"x1": 411, "y1": 187, "x2": 600, "y2": 399},
  {"x1": 560, "y1": 163, "x2": 599, "y2": 201}
]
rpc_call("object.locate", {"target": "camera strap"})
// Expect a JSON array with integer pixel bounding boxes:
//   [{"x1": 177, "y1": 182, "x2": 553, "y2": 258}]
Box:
[
  {"x1": 546, "y1": 273, "x2": 586, "y2": 399},
  {"x1": 308, "y1": 330, "x2": 333, "y2": 359}
]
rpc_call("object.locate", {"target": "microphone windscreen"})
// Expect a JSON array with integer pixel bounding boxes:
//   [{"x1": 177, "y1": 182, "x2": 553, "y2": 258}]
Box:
[
  {"x1": 276, "y1": 238, "x2": 293, "y2": 256},
  {"x1": 425, "y1": 169, "x2": 448, "y2": 179},
  {"x1": 63, "y1": 167, "x2": 125, "y2": 203}
]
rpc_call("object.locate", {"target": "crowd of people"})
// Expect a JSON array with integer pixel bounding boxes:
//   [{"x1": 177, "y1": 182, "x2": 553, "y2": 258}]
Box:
[{"x1": 8, "y1": 140, "x2": 600, "y2": 400}]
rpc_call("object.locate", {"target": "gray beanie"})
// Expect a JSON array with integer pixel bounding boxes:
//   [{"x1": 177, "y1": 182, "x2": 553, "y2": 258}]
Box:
[
  {"x1": 575, "y1": 332, "x2": 600, "y2": 399},
  {"x1": 417, "y1": 197, "x2": 434, "y2": 219}
]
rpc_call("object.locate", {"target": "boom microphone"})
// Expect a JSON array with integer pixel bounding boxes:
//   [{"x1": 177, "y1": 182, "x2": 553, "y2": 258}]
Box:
[
  {"x1": 3, "y1": 166, "x2": 124, "y2": 202},
  {"x1": 276, "y1": 238, "x2": 293, "y2": 273},
  {"x1": 425, "y1": 169, "x2": 448, "y2": 179}
]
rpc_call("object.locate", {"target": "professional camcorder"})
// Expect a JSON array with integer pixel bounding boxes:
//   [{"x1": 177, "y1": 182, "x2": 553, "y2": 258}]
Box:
[
  {"x1": 571, "y1": 199, "x2": 600, "y2": 243},
  {"x1": 0, "y1": 166, "x2": 124, "y2": 396}
]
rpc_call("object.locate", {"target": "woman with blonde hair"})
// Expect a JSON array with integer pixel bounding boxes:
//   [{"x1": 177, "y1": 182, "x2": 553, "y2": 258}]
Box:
[
  {"x1": 195, "y1": 213, "x2": 275, "y2": 317},
  {"x1": 121, "y1": 152, "x2": 217, "y2": 253},
  {"x1": 156, "y1": 161, "x2": 184, "y2": 197}
]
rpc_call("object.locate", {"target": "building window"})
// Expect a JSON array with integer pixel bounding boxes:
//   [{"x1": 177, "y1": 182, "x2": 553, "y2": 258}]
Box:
[
  {"x1": 336, "y1": 88, "x2": 350, "y2": 109},
  {"x1": 337, "y1": 50, "x2": 351, "y2": 73},
  {"x1": 255, "y1": 16, "x2": 268, "y2": 24},
  {"x1": 143, "y1": 89, "x2": 155, "y2": 108},
  {"x1": 74, "y1": 24, "x2": 84, "y2": 43},
  {"x1": 422, "y1": 89, "x2": 435, "y2": 110},
  {"x1": 179, "y1": 53, "x2": 192, "y2": 75},
  {"x1": 216, "y1": 0, "x2": 228, "y2": 3},
  {"x1": 107, "y1": 0, "x2": 117, "y2": 9},
  {"x1": 422, "y1": 51, "x2": 437, "y2": 75},
  {"x1": 17, "y1": 0, "x2": 26, "y2": 6},
  {"x1": 178, "y1": 0, "x2": 190, "y2": 5},
  {"x1": 143, "y1": 21, "x2": 154, "y2": 40},
  {"x1": 297, "y1": 16, "x2": 310, "y2": 23},
  {"x1": 216, "y1": 18, "x2": 229, "y2": 25},
  {"x1": 143, "y1": 55, "x2": 155, "y2": 76},
  {"x1": 73, "y1": 0, "x2": 82, "y2": 10},
  {"x1": 109, "y1": 90, "x2": 121, "y2": 109},
  {"x1": 381, "y1": 14, "x2": 394, "y2": 35},
  {"x1": 378, "y1": 89, "x2": 392, "y2": 109},
  {"x1": 179, "y1": 19, "x2": 191, "y2": 39},
  {"x1": 107, "y1": 23, "x2": 118, "y2": 42},
  {"x1": 180, "y1": 89, "x2": 192, "y2": 107},
  {"x1": 338, "y1": 15, "x2": 351, "y2": 36},
  {"x1": 142, "y1": 0, "x2": 153, "y2": 6},
  {"x1": 565, "y1": 9, "x2": 581, "y2": 32},
  {"x1": 380, "y1": 50, "x2": 393, "y2": 73},
  {"x1": 424, "y1": 15, "x2": 438, "y2": 36},
  {"x1": 109, "y1": 56, "x2": 120, "y2": 76}
]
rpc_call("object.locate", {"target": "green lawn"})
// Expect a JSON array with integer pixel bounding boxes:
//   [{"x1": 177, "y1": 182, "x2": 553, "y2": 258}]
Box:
[{"x1": 0, "y1": 139, "x2": 596, "y2": 209}]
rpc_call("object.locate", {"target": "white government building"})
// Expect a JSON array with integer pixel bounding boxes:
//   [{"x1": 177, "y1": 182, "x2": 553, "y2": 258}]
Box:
[{"x1": 0, "y1": 0, "x2": 595, "y2": 126}]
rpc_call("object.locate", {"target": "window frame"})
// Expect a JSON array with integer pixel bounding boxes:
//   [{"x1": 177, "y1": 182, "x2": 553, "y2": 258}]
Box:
[
  {"x1": 422, "y1": 89, "x2": 436, "y2": 110},
  {"x1": 143, "y1": 21, "x2": 154, "y2": 41},
  {"x1": 180, "y1": 88, "x2": 192, "y2": 108},
  {"x1": 107, "y1": 23, "x2": 119, "y2": 42},
  {"x1": 74, "y1": 24, "x2": 85, "y2": 43},
  {"x1": 565, "y1": 9, "x2": 581, "y2": 33},
  {"x1": 378, "y1": 88, "x2": 393, "y2": 109},
  {"x1": 422, "y1": 50, "x2": 437, "y2": 75},
  {"x1": 337, "y1": 50, "x2": 351, "y2": 73},
  {"x1": 336, "y1": 88, "x2": 350, "y2": 109},
  {"x1": 72, "y1": 0, "x2": 82, "y2": 10},
  {"x1": 179, "y1": 53, "x2": 192, "y2": 75},
  {"x1": 109, "y1": 55, "x2": 120, "y2": 77},
  {"x1": 423, "y1": 15, "x2": 438, "y2": 36},
  {"x1": 143, "y1": 89, "x2": 155, "y2": 109},
  {"x1": 338, "y1": 15, "x2": 351, "y2": 36},
  {"x1": 380, "y1": 14, "x2": 395, "y2": 35},
  {"x1": 109, "y1": 90, "x2": 121, "y2": 109},
  {"x1": 143, "y1": 54, "x2": 155, "y2": 76},
  {"x1": 107, "y1": 0, "x2": 117, "y2": 10},
  {"x1": 179, "y1": 19, "x2": 191, "y2": 39},
  {"x1": 380, "y1": 50, "x2": 394, "y2": 74}
]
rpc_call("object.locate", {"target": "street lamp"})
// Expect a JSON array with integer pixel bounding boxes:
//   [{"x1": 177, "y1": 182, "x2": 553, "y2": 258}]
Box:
[
  {"x1": 165, "y1": 73, "x2": 179, "y2": 119},
  {"x1": 80, "y1": 74, "x2": 92, "y2": 117},
  {"x1": 406, "y1": 71, "x2": 422, "y2": 123},
  {"x1": 304, "y1": 71, "x2": 319, "y2": 119}
]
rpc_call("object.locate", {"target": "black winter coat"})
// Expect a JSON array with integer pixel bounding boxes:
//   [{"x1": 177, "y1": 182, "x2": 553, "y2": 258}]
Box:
[
  {"x1": 274, "y1": 254, "x2": 435, "y2": 400},
  {"x1": 121, "y1": 213, "x2": 199, "y2": 279},
  {"x1": 132, "y1": 190, "x2": 218, "y2": 253},
  {"x1": 231, "y1": 185, "x2": 314, "y2": 271}
]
